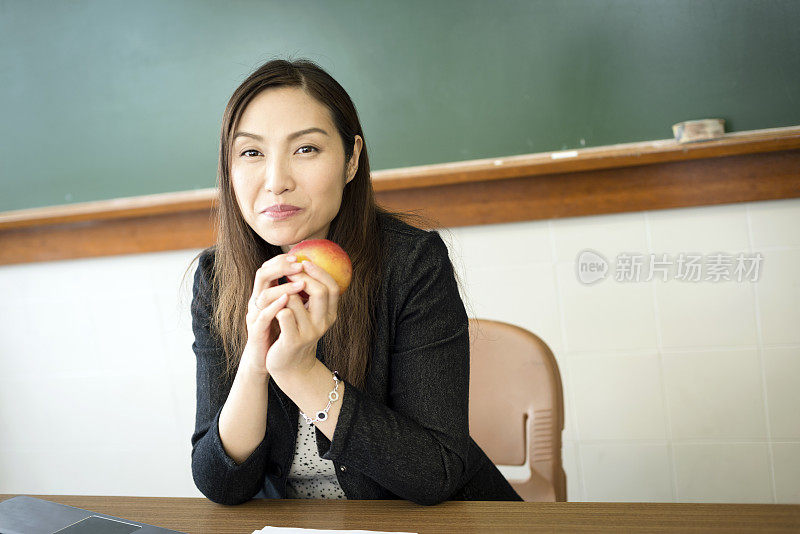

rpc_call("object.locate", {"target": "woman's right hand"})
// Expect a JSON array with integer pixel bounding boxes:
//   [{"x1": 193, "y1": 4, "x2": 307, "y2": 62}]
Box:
[{"x1": 240, "y1": 253, "x2": 307, "y2": 378}]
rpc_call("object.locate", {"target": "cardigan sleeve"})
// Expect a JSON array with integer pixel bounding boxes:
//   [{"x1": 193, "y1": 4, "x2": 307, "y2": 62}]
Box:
[
  {"x1": 319, "y1": 230, "x2": 472, "y2": 506},
  {"x1": 189, "y1": 249, "x2": 273, "y2": 505}
]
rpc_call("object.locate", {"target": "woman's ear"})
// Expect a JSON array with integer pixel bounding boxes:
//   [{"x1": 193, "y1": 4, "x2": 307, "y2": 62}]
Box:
[{"x1": 346, "y1": 135, "x2": 363, "y2": 185}]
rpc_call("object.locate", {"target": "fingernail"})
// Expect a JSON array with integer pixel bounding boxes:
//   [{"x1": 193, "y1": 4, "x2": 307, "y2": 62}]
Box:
[
  {"x1": 302, "y1": 260, "x2": 311, "y2": 267},
  {"x1": 293, "y1": 281, "x2": 303, "y2": 288},
  {"x1": 287, "y1": 255, "x2": 296, "y2": 262}
]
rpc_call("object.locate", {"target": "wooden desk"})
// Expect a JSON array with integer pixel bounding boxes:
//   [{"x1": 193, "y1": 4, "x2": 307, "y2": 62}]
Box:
[{"x1": 2, "y1": 495, "x2": 799, "y2": 533}]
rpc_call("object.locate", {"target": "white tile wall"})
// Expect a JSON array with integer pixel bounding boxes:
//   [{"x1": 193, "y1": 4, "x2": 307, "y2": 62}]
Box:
[
  {"x1": 755, "y1": 248, "x2": 800, "y2": 345},
  {"x1": 772, "y1": 443, "x2": 800, "y2": 503},
  {"x1": 555, "y1": 261, "x2": 659, "y2": 353},
  {"x1": 662, "y1": 349, "x2": 768, "y2": 440},
  {"x1": 1, "y1": 197, "x2": 798, "y2": 502},
  {"x1": 550, "y1": 211, "x2": 649, "y2": 263},
  {"x1": 0, "y1": 250, "x2": 202, "y2": 498},
  {"x1": 462, "y1": 263, "x2": 562, "y2": 355},
  {"x1": 647, "y1": 202, "x2": 751, "y2": 257},
  {"x1": 748, "y1": 198, "x2": 800, "y2": 250},
  {"x1": 580, "y1": 442, "x2": 673, "y2": 502},
  {"x1": 656, "y1": 277, "x2": 759, "y2": 349},
  {"x1": 673, "y1": 443, "x2": 773, "y2": 503},
  {"x1": 560, "y1": 440, "x2": 582, "y2": 502},
  {"x1": 762, "y1": 347, "x2": 800, "y2": 440},
  {"x1": 567, "y1": 352, "x2": 667, "y2": 441}
]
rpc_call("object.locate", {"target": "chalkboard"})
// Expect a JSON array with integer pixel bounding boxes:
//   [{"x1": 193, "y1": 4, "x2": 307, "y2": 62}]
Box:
[{"x1": 1, "y1": 0, "x2": 798, "y2": 212}]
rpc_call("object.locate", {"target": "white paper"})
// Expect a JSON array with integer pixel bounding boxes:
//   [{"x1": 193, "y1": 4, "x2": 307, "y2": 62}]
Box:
[{"x1": 251, "y1": 527, "x2": 416, "y2": 534}]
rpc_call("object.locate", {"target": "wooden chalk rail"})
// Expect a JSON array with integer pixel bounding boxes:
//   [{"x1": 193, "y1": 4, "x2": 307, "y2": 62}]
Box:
[{"x1": 1, "y1": 125, "x2": 799, "y2": 265}]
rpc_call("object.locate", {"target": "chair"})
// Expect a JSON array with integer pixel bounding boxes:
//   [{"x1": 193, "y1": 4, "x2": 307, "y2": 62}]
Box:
[{"x1": 467, "y1": 318, "x2": 567, "y2": 502}]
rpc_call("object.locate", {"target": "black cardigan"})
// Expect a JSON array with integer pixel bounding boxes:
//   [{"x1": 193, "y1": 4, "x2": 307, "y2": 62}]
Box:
[{"x1": 190, "y1": 213, "x2": 523, "y2": 505}]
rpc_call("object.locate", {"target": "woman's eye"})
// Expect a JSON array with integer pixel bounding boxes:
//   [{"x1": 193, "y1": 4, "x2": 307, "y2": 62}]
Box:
[
  {"x1": 297, "y1": 145, "x2": 318, "y2": 155},
  {"x1": 241, "y1": 149, "x2": 260, "y2": 157}
]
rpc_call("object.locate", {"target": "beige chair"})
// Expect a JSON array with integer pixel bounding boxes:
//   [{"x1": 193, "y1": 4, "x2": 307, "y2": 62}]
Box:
[{"x1": 467, "y1": 318, "x2": 567, "y2": 502}]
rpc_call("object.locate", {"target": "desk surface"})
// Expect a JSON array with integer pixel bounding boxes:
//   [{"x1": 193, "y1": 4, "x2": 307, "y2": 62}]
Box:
[{"x1": 2, "y1": 495, "x2": 799, "y2": 533}]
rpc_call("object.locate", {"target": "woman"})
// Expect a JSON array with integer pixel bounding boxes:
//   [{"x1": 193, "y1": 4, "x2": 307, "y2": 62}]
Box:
[{"x1": 187, "y1": 57, "x2": 523, "y2": 505}]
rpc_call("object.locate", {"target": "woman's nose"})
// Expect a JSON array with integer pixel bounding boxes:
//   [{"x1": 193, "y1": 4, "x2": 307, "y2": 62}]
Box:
[{"x1": 263, "y1": 158, "x2": 294, "y2": 193}]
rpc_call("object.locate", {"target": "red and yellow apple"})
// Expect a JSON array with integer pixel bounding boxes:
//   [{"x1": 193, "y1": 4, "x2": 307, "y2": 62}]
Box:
[{"x1": 283, "y1": 239, "x2": 352, "y2": 303}]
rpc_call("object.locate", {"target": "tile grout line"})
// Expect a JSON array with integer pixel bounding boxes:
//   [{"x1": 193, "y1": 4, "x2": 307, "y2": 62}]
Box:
[
  {"x1": 564, "y1": 343, "x2": 800, "y2": 356},
  {"x1": 548, "y1": 219, "x2": 586, "y2": 501},
  {"x1": 644, "y1": 211, "x2": 679, "y2": 502},
  {"x1": 575, "y1": 438, "x2": 800, "y2": 445},
  {"x1": 745, "y1": 204, "x2": 778, "y2": 503}
]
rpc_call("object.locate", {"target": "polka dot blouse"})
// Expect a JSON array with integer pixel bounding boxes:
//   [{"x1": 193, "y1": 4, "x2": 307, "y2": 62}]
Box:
[{"x1": 285, "y1": 412, "x2": 347, "y2": 499}]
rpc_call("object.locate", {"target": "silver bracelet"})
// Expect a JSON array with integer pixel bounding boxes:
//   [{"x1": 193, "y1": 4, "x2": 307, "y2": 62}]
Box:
[{"x1": 300, "y1": 371, "x2": 341, "y2": 425}]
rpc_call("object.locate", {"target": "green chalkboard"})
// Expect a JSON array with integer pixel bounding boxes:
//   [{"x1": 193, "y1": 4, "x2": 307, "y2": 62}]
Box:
[{"x1": 1, "y1": 0, "x2": 799, "y2": 212}]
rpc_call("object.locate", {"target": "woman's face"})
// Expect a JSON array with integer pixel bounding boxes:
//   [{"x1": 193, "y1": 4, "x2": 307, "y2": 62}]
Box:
[{"x1": 230, "y1": 86, "x2": 362, "y2": 253}]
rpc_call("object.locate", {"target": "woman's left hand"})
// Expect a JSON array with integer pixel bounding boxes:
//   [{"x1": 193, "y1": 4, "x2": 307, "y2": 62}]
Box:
[{"x1": 265, "y1": 260, "x2": 341, "y2": 378}]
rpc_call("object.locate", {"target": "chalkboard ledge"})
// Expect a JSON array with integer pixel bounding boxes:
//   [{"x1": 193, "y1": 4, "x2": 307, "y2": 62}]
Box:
[{"x1": 1, "y1": 125, "x2": 799, "y2": 265}]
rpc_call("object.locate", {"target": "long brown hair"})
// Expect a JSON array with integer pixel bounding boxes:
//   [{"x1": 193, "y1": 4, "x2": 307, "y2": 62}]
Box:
[{"x1": 182, "y1": 57, "x2": 471, "y2": 390}]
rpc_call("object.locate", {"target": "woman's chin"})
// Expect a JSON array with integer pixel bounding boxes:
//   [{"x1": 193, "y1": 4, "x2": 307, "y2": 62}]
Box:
[{"x1": 256, "y1": 228, "x2": 301, "y2": 249}]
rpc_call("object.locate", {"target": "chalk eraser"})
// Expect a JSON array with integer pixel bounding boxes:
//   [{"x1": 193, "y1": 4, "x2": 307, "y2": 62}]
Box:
[{"x1": 672, "y1": 119, "x2": 725, "y2": 144}]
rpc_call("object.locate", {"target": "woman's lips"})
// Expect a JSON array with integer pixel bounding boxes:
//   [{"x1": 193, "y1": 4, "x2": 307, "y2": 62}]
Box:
[{"x1": 262, "y1": 208, "x2": 302, "y2": 220}]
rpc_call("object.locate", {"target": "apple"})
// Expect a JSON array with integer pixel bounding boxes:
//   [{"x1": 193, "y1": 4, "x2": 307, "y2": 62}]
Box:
[{"x1": 284, "y1": 239, "x2": 352, "y2": 303}]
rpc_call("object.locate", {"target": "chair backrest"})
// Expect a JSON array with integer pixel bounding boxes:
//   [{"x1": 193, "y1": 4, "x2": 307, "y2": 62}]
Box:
[{"x1": 467, "y1": 318, "x2": 567, "y2": 502}]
